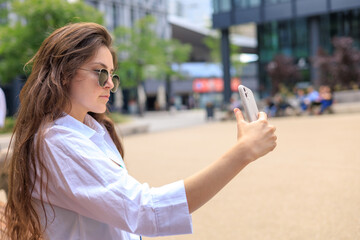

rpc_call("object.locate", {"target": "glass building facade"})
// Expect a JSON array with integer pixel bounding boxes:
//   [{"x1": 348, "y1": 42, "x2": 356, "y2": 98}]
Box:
[
  {"x1": 235, "y1": 0, "x2": 261, "y2": 9},
  {"x1": 212, "y1": 0, "x2": 360, "y2": 97},
  {"x1": 258, "y1": 19, "x2": 309, "y2": 95},
  {"x1": 258, "y1": 9, "x2": 360, "y2": 96}
]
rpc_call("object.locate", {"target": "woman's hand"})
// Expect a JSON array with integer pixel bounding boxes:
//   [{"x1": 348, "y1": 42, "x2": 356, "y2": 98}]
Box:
[{"x1": 233, "y1": 108, "x2": 277, "y2": 162}]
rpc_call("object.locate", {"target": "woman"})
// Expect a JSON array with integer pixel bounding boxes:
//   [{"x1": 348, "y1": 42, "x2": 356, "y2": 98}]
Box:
[{"x1": 4, "y1": 22, "x2": 277, "y2": 240}]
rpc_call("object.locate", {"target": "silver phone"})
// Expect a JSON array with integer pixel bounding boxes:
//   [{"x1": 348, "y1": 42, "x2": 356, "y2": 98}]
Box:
[{"x1": 238, "y1": 85, "x2": 259, "y2": 122}]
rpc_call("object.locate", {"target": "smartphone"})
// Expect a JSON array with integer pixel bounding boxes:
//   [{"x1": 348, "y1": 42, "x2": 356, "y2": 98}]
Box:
[{"x1": 238, "y1": 85, "x2": 259, "y2": 122}]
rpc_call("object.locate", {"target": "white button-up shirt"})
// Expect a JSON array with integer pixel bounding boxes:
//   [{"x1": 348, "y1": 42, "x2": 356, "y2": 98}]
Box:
[{"x1": 31, "y1": 114, "x2": 192, "y2": 239}]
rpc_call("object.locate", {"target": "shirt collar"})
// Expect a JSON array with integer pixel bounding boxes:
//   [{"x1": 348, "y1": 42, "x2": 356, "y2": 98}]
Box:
[{"x1": 54, "y1": 114, "x2": 106, "y2": 139}]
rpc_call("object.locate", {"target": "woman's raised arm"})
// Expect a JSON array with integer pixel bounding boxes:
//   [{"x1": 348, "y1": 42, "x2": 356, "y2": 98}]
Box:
[{"x1": 184, "y1": 108, "x2": 277, "y2": 213}]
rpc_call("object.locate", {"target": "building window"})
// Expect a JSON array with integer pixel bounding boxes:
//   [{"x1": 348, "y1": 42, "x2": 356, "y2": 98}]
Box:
[
  {"x1": 319, "y1": 15, "x2": 331, "y2": 52},
  {"x1": 87, "y1": 0, "x2": 98, "y2": 8},
  {"x1": 293, "y1": 19, "x2": 308, "y2": 58},
  {"x1": 235, "y1": 0, "x2": 261, "y2": 9},
  {"x1": 176, "y1": 1, "x2": 184, "y2": 17},
  {"x1": 130, "y1": 7, "x2": 135, "y2": 26},
  {"x1": 278, "y1": 20, "x2": 292, "y2": 55},
  {"x1": 249, "y1": 0, "x2": 261, "y2": 7},
  {"x1": 212, "y1": 0, "x2": 231, "y2": 13},
  {"x1": 265, "y1": 0, "x2": 290, "y2": 4},
  {"x1": 220, "y1": 0, "x2": 231, "y2": 12},
  {"x1": 351, "y1": 10, "x2": 360, "y2": 49},
  {"x1": 112, "y1": 3, "x2": 118, "y2": 29},
  {"x1": 213, "y1": 0, "x2": 220, "y2": 13}
]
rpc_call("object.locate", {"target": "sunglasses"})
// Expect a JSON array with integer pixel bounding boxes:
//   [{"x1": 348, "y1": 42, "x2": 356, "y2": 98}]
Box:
[{"x1": 79, "y1": 68, "x2": 120, "y2": 93}]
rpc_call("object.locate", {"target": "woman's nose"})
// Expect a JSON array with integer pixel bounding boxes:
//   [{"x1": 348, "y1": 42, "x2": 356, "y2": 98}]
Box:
[{"x1": 104, "y1": 74, "x2": 114, "y2": 89}]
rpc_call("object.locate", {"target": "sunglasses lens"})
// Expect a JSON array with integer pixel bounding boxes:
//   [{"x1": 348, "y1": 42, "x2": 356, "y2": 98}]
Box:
[
  {"x1": 111, "y1": 75, "x2": 120, "y2": 93},
  {"x1": 99, "y1": 69, "x2": 108, "y2": 87}
]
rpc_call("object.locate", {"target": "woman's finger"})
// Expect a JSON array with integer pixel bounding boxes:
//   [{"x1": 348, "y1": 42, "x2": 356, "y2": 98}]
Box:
[
  {"x1": 233, "y1": 108, "x2": 245, "y2": 122},
  {"x1": 234, "y1": 108, "x2": 246, "y2": 139},
  {"x1": 258, "y1": 111, "x2": 268, "y2": 121}
]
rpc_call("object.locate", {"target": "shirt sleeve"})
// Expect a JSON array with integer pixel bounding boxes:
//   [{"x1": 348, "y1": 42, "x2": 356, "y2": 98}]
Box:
[{"x1": 32, "y1": 126, "x2": 193, "y2": 237}]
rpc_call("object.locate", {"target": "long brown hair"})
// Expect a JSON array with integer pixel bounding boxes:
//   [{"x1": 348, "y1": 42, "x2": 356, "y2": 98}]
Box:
[{"x1": 4, "y1": 22, "x2": 124, "y2": 240}]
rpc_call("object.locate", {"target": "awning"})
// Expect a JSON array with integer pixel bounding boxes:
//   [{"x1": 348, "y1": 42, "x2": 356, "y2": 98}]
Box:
[{"x1": 193, "y1": 78, "x2": 241, "y2": 93}]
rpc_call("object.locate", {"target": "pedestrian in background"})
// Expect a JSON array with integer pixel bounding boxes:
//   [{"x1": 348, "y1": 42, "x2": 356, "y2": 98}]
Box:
[
  {"x1": 304, "y1": 85, "x2": 321, "y2": 114},
  {"x1": 205, "y1": 101, "x2": 214, "y2": 120},
  {"x1": 319, "y1": 85, "x2": 333, "y2": 114},
  {"x1": 4, "y1": 22, "x2": 277, "y2": 240},
  {"x1": 0, "y1": 87, "x2": 6, "y2": 128}
]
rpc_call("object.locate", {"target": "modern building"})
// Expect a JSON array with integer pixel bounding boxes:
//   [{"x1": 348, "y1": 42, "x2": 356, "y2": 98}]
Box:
[
  {"x1": 90, "y1": 0, "x2": 258, "y2": 112},
  {"x1": 169, "y1": 15, "x2": 257, "y2": 61},
  {"x1": 161, "y1": 15, "x2": 258, "y2": 111},
  {"x1": 143, "y1": 61, "x2": 258, "y2": 111},
  {"x1": 85, "y1": 0, "x2": 170, "y2": 39},
  {"x1": 168, "y1": 0, "x2": 212, "y2": 29},
  {"x1": 212, "y1": 0, "x2": 360, "y2": 97}
]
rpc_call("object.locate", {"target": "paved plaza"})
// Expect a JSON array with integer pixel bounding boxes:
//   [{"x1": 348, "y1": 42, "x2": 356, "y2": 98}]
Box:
[{"x1": 123, "y1": 112, "x2": 360, "y2": 240}]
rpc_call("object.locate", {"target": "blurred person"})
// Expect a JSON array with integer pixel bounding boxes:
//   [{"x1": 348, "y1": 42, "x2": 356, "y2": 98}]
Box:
[
  {"x1": 273, "y1": 93, "x2": 293, "y2": 117},
  {"x1": 265, "y1": 93, "x2": 295, "y2": 117},
  {"x1": 264, "y1": 97, "x2": 277, "y2": 118},
  {"x1": 295, "y1": 88, "x2": 308, "y2": 114},
  {"x1": 226, "y1": 97, "x2": 240, "y2": 120},
  {"x1": 304, "y1": 85, "x2": 321, "y2": 114},
  {"x1": 0, "y1": 87, "x2": 6, "y2": 128},
  {"x1": 4, "y1": 22, "x2": 277, "y2": 240},
  {"x1": 205, "y1": 101, "x2": 215, "y2": 121},
  {"x1": 319, "y1": 85, "x2": 333, "y2": 114}
]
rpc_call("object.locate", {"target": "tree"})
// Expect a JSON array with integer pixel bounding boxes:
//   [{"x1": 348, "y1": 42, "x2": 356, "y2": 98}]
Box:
[
  {"x1": 312, "y1": 48, "x2": 336, "y2": 88},
  {"x1": 313, "y1": 37, "x2": 360, "y2": 90},
  {"x1": 0, "y1": 0, "x2": 103, "y2": 84},
  {"x1": 0, "y1": 0, "x2": 8, "y2": 25},
  {"x1": 114, "y1": 16, "x2": 192, "y2": 114},
  {"x1": 266, "y1": 54, "x2": 300, "y2": 96},
  {"x1": 114, "y1": 16, "x2": 163, "y2": 88},
  {"x1": 114, "y1": 16, "x2": 164, "y2": 116}
]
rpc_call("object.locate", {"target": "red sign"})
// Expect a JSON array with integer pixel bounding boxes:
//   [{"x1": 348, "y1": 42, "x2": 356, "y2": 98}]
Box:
[{"x1": 193, "y1": 78, "x2": 241, "y2": 93}]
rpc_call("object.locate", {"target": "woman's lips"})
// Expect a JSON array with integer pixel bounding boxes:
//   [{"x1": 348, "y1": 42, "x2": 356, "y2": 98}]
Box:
[{"x1": 100, "y1": 95, "x2": 110, "y2": 100}]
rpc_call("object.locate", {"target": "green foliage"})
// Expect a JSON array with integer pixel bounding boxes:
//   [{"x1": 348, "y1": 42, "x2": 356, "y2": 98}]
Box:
[
  {"x1": 0, "y1": 0, "x2": 8, "y2": 25},
  {"x1": 0, "y1": 117, "x2": 15, "y2": 134},
  {"x1": 0, "y1": 0, "x2": 103, "y2": 84},
  {"x1": 114, "y1": 16, "x2": 164, "y2": 88},
  {"x1": 114, "y1": 16, "x2": 192, "y2": 88},
  {"x1": 203, "y1": 34, "x2": 222, "y2": 63},
  {"x1": 107, "y1": 112, "x2": 131, "y2": 124},
  {"x1": 160, "y1": 38, "x2": 192, "y2": 79}
]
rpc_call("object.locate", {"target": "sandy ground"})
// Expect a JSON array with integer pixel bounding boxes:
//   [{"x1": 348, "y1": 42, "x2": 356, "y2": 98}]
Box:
[{"x1": 123, "y1": 113, "x2": 360, "y2": 240}]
